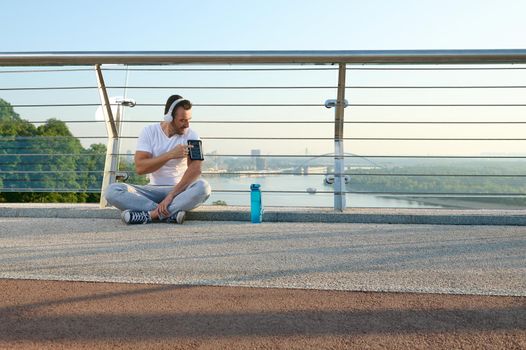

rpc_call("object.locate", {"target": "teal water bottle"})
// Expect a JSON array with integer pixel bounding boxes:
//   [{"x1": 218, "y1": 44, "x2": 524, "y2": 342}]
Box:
[{"x1": 250, "y1": 184, "x2": 263, "y2": 223}]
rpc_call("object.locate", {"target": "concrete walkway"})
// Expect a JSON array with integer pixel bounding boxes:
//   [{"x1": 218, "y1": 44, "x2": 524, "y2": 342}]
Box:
[{"x1": 0, "y1": 216, "x2": 524, "y2": 296}]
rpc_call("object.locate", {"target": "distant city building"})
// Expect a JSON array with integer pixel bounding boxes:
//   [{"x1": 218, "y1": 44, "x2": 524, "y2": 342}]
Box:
[
  {"x1": 255, "y1": 158, "x2": 266, "y2": 171},
  {"x1": 251, "y1": 149, "x2": 266, "y2": 171}
]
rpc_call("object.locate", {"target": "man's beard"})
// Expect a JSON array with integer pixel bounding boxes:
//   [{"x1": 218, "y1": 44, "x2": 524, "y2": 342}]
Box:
[{"x1": 175, "y1": 125, "x2": 188, "y2": 135}]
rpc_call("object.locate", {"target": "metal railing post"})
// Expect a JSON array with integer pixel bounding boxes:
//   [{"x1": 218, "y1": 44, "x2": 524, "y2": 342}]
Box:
[
  {"x1": 334, "y1": 63, "x2": 348, "y2": 211},
  {"x1": 95, "y1": 64, "x2": 120, "y2": 208},
  {"x1": 325, "y1": 64, "x2": 349, "y2": 211}
]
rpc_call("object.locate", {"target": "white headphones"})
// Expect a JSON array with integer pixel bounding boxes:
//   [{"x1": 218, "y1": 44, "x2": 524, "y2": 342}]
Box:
[{"x1": 163, "y1": 98, "x2": 188, "y2": 122}]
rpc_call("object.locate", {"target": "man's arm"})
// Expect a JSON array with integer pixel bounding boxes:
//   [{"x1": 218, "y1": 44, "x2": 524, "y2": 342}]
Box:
[
  {"x1": 134, "y1": 145, "x2": 187, "y2": 175},
  {"x1": 154, "y1": 157, "x2": 203, "y2": 218},
  {"x1": 168, "y1": 157, "x2": 202, "y2": 196}
]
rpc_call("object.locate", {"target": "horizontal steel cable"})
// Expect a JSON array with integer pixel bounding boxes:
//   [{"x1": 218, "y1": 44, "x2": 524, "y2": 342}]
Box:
[
  {"x1": 3, "y1": 173, "x2": 526, "y2": 180},
  {"x1": 1, "y1": 187, "x2": 525, "y2": 196},
  {"x1": 17, "y1": 120, "x2": 526, "y2": 124},
  {"x1": 2, "y1": 136, "x2": 526, "y2": 140},
  {"x1": 3, "y1": 85, "x2": 526, "y2": 91},
  {"x1": 1, "y1": 150, "x2": 525, "y2": 158},
  {"x1": 5, "y1": 103, "x2": 526, "y2": 108},
  {"x1": 2, "y1": 66, "x2": 526, "y2": 74}
]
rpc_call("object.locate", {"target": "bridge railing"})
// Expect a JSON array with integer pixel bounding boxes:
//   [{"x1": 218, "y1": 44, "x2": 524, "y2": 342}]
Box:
[{"x1": 1, "y1": 50, "x2": 526, "y2": 210}]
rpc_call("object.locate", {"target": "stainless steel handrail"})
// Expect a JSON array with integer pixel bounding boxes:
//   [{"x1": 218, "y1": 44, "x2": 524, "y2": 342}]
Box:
[{"x1": 2, "y1": 50, "x2": 526, "y2": 65}]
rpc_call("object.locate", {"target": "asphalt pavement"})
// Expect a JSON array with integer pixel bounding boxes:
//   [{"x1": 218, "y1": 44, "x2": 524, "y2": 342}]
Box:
[{"x1": 0, "y1": 217, "x2": 524, "y2": 296}]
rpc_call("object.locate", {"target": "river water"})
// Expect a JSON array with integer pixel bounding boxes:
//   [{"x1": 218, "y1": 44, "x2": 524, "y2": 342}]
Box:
[{"x1": 203, "y1": 174, "x2": 443, "y2": 208}]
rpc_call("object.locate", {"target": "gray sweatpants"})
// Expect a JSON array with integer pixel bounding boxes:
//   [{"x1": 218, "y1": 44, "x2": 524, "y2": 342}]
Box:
[{"x1": 105, "y1": 179, "x2": 211, "y2": 218}]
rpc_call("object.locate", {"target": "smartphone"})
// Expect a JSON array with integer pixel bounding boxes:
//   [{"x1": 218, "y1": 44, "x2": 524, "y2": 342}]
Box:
[{"x1": 187, "y1": 139, "x2": 204, "y2": 161}]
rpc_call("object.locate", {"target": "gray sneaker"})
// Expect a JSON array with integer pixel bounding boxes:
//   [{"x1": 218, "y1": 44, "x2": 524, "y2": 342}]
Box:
[
  {"x1": 167, "y1": 211, "x2": 186, "y2": 224},
  {"x1": 121, "y1": 210, "x2": 152, "y2": 225}
]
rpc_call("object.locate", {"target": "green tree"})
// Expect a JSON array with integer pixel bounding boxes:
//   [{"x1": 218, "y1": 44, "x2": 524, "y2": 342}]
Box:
[{"x1": 0, "y1": 97, "x2": 105, "y2": 203}]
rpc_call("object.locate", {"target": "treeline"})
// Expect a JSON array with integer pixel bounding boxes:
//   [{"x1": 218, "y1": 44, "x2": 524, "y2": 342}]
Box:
[
  {"x1": 0, "y1": 98, "x2": 106, "y2": 202},
  {"x1": 347, "y1": 163, "x2": 526, "y2": 206}
]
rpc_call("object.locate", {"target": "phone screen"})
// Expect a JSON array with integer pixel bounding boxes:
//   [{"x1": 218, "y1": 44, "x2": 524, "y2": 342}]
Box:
[{"x1": 187, "y1": 140, "x2": 204, "y2": 160}]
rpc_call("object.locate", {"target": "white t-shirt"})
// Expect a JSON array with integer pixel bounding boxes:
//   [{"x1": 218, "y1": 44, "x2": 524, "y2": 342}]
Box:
[{"x1": 136, "y1": 124, "x2": 200, "y2": 186}]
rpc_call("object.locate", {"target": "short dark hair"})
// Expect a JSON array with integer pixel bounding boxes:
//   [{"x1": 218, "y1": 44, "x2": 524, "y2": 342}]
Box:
[{"x1": 164, "y1": 94, "x2": 192, "y2": 117}]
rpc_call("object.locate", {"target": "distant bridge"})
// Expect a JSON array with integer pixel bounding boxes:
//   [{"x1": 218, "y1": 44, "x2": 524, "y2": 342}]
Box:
[{"x1": 294, "y1": 153, "x2": 385, "y2": 175}]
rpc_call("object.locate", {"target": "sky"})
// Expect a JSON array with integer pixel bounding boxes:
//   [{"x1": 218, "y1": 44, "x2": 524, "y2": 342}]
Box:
[
  {"x1": 1, "y1": 0, "x2": 526, "y2": 157},
  {"x1": 3, "y1": 0, "x2": 526, "y2": 51}
]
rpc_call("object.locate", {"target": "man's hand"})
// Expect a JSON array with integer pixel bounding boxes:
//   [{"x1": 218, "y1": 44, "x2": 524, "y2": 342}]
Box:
[
  {"x1": 168, "y1": 144, "x2": 190, "y2": 159},
  {"x1": 155, "y1": 192, "x2": 177, "y2": 218}
]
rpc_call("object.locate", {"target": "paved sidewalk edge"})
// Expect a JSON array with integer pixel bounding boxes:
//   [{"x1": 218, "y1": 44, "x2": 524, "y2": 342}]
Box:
[{"x1": 1, "y1": 205, "x2": 525, "y2": 225}]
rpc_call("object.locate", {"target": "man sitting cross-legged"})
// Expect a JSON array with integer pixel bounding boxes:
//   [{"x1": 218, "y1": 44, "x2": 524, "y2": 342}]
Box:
[{"x1": 105, "y1": 94, "x2": 211, "y2": 225}]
